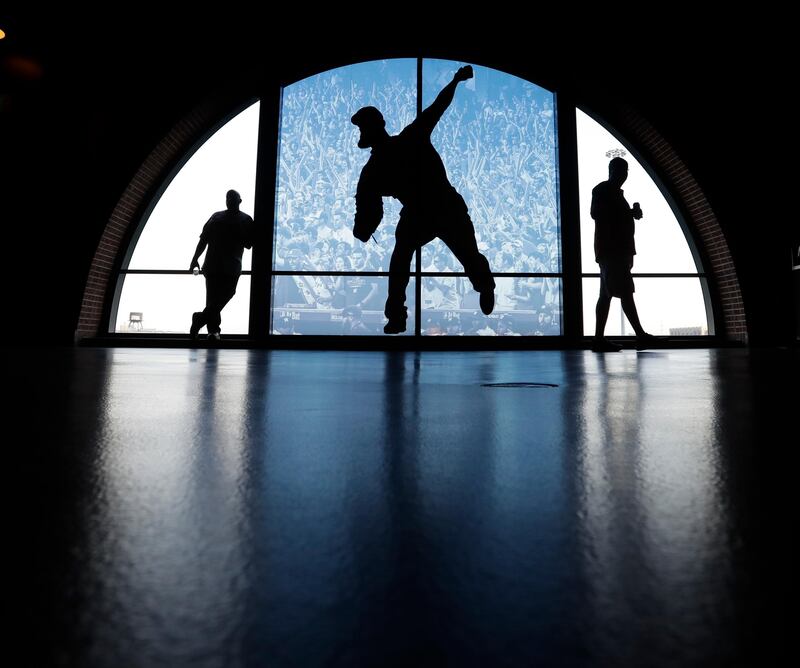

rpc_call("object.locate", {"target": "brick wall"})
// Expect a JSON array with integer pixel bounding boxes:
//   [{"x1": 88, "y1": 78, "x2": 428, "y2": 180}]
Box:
[
  {"x1": 76, "y1": 99, "x2": 233, "y2": 339},
  {"x1": 619, "y1": 108, "x2": 746, "y2": 342}
]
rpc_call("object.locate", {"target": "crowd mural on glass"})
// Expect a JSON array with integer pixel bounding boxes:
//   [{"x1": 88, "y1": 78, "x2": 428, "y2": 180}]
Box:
[{"x1": 273, "y1": 59, "x2": 561, "y2": 336}]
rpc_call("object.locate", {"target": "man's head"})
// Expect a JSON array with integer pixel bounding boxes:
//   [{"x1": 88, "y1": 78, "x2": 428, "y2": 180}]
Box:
[
  {"x1": 444, "y1": 315, "x2": 461, "y2": 333},
  {"x1": 608, "y1": 157, "x2": 628, "y2": 186},
  {"x1": 285, "y1": 248, "x2": 303, "y2": 269},
  {"x1": 278, "y1": 315, "x2": 296, "y2": 331},
  {"x1": 226, "y1": 189, "x2": 242, "y2": 210},
  {"x1": 351, "y1": 106, "x2": 386, "y2": 149},
  {"x1": 498, "y1": 315, "x2": 514, "y2": 333}
]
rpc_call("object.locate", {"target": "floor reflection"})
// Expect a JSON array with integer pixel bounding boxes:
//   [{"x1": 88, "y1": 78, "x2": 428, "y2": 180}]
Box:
[
  {"x1": 15, "y1": 347, "x2": 783, "y2": 667},
  {"x1": 572, "y1": 351, "x2": 735, "y2": 664},
  {"x1": 89, "y1": 348, "x2": 253, "y2": 665}
]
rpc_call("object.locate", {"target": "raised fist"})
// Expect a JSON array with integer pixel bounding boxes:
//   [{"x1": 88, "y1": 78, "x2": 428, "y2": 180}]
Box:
[{"x1": 454, "y1": 65, "x2": 474, "y2": 82}]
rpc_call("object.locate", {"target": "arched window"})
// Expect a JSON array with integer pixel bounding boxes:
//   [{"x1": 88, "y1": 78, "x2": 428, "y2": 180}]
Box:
[
  {"x1": 272, "y1": 59, "x2": 417, "y2": 335},
  {"x1": 272, "y1": 59, "x2": 561, "y2": 336},
  {"x1": 420, "y1": 59, "x2": 559, "y2": 338},
  {"x1": 112, "y1": 102, "x2": 259, "y2": 334},
  {"x1": 106, "y1": 59, "x2": 714, "y2": 341},
  {"x1": 576, "y1": 110, "x2": 711, "y2": 336}
]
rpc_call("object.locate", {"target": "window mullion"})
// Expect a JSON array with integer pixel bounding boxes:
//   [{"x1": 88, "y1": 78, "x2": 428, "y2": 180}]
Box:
[
  {"x1": 252, "y1": 89, "x2": 282, "y2": 339},
  {"x1": 554, "y1": 93, "x2": 583, "y2": 341},
  {"x1": 414, "y1": 57, "x2": 423, "y2": 336}
]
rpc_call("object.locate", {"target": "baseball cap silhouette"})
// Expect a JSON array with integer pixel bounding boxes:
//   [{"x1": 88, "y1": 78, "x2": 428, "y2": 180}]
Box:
[{"x1": 351, "y1": 106, "x2": 385, "y2": 128}]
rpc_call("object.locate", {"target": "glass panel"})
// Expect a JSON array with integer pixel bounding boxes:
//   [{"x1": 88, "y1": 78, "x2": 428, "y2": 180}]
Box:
[
  {"x1": 422, "y1": 277, "x2": 562, "y2": 336},
  {"x1": 271, "y1": 276, "x2": 416, "y2": 336},
  {"x1": 277, "y1": 239, "x2": 392, "y2": 274},
  {"x1": 274, "y1": 59, "x2": 416, "y2": 273},
  {"x1": 421, "y1": 59, "x2": 560, "y2": 274},
  {"x1": 128, "y1": 103, "x2": 259, "y2": 270},
  {"x1": 576, "y1": 109, "x2": 697, "y2": 274},
  {"x1": 582, "y1": 277, "x2": 709, "y2": 336},
  {"x1": 113, "y1": 274, "x2": 251, "y2": 334}
]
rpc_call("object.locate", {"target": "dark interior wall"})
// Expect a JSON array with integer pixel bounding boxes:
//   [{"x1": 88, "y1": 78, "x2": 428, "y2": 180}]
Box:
[{"x1": 2, "y1": 11, "x2": 794, "y2": 345}]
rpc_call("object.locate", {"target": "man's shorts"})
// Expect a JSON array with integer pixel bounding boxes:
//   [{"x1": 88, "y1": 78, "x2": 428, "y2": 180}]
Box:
[{"x1": 599, "y1": 257, "x2": 635, "y2": 298}]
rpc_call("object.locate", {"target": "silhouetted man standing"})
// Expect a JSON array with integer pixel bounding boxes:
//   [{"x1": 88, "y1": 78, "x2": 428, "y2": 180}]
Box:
[
  {"x1": 351, "y1": 65, "x2": 495, "y2": 334},
  {"x1": 190, "y1": 189, "x2": 254, "y2": 341},
  {"x1": 591, "y1": 157, "x2": 657, "y2": 351}
]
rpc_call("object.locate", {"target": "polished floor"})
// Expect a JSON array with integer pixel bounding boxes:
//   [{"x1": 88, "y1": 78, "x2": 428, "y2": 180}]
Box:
[{"x1": 13, "y1": 347, "x2": 792, "y2": 667}]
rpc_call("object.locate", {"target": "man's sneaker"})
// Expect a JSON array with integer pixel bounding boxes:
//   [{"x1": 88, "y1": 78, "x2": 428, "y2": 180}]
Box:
[
  {"x1": 207, "y1": 332, "x2": 221, "y2": 343},
  {"x1": 635, "y1": 332, "x2": 659, "y2": 351},
  {"x1": 383, "y1": 319, "x2": 406, "y2": 334},
  {"x1": 479, "y1": 287, "x2": 495, "y2": 315},
  {"x1": 190, "y1": 312, "x2": 203, "y2": 340},
  {"x1": 591, "y1": 338, "x2": 622, "y2": 352}
]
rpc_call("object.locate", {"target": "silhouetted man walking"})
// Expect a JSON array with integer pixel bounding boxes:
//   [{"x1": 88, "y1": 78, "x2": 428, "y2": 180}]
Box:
[
  {"x1": 591, "y1": 157, "x2": 657, "y2": 351},
  {"x1": 351, "y1": 65, "x2": 495, "y2": 334},
  {"x1": 189, "y1": 189, "x2": 254, "y2": 341}
]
